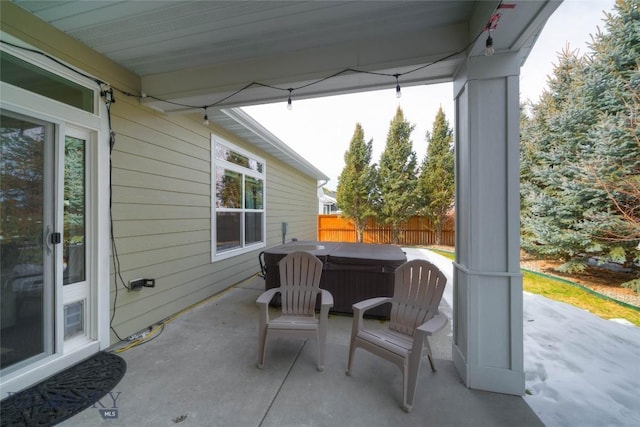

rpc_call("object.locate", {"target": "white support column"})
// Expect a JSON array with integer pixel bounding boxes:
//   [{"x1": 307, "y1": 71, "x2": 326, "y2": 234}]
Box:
[{"x1": 452, "y1": 52, "x2": 524, "y2": 395}]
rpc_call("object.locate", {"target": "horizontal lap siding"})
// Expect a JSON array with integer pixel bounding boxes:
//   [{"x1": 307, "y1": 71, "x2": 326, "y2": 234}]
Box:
[
  {"x1": 109, "y1": 97, "x2": 216, "y2": 339},
  {"x1": 266, "y1": 163, "x2": 318, "y2": 244},
  {"x1": 109, "y1": 98, "x2": 318, "y2": 341}
]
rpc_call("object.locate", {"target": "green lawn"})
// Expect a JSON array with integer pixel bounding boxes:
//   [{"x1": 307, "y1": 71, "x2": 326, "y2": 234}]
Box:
[{"x1": 428, "y1": 248, "x2": 640, "y2": 327}]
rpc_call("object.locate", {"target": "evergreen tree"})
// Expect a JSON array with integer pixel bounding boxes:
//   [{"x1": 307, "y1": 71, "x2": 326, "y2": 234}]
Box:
[
  {"x1": 336, "y1": 123, "x2": 377, "y2": 242},
  {"x1": 521, "y1": 0, "x2": 640, "y2": 273},
  {"x1": 376, "y1": 106, "x2": 418, "y2": 243},
  {"x1": 578, "y1": 0, "x2": 640, "y2": 267},
  {"x1": 520, "y1": 47, "x2": 595, "y2": 268},
  {"x1": 417, "y1": 106, "x2": 454, "y2": 245},
  {"x1": 593, "y1": 86, "x2": 640, "y2": 239}
]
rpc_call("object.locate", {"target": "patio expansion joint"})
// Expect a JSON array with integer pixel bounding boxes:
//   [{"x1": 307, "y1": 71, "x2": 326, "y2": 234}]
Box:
[{"x1": 258, "y1": 339, "x2": 308, "y2": 427}]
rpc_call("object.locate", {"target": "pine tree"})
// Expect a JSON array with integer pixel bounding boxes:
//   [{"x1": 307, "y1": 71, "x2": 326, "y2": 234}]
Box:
[
  {"x1": 336, "y1": 123, "x2": 377, "y2": 242},
  {"x1": 582, "y1": 85, "x2": 640, "y2": 267},
  {"x1": 520, "y1": 0, "x2": 640, "y2": 273},
  {"x1": 417, "y1": 106, "x2": 454, "y2": 245},
  {"x1": 578, "y1": 0, "x2": 640, "y2": 267},
  {"x1": 520, "y1": 47, "x2": 594, "y2": 268},
  {"x1": 376, "y1": 106, "x2": 418, "y2": 244}
]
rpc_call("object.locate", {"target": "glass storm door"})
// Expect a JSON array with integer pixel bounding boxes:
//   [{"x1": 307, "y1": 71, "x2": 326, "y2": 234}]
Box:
[
  {"x1": 0, "y1": 111, "x2": 55, "y2": 372},
  {"x1": 0, "y1": 112, "x2": 91, "y2": 373}
]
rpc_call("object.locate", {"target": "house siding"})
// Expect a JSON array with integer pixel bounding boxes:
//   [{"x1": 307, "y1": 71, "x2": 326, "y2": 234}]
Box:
[
  {"x1": 265, "y1": 161, "x2": 319, "y2": 243},
  {"x1": 1, "y1": 3, "x2": 320, "y2": 343},
  {"x1": 108, "y1": 97, "x2": 318, "y2": 340}
]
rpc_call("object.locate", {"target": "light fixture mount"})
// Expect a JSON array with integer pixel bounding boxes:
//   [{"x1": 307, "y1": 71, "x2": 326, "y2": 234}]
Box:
[
  {"x1": 485, "y1": 34, "x2": 494, "y2": 56},
  {"x1": 287, "y1": 88, "x2": 293, "y2": 110},
  {"x1": 202, "y1": 107, "x2": 210, "y2": 125}
]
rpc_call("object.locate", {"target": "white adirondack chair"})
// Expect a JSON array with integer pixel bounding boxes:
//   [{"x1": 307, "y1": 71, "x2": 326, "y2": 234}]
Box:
[
  {"x1": 346, "y1": 259, "x2": 448, "y2": 412},
  {"x1": 257, "y1": 251, "x2": 333, "y2": 371}
]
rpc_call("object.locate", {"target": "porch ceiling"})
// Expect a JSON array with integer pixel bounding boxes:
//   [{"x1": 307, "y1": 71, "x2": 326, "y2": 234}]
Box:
[{"x1": 13, "y1": 1, "x2": 560, "y2": 113}]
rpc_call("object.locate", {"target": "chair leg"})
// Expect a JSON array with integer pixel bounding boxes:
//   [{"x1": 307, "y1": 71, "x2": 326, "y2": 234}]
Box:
[
  {"x1": 345, "y1": 339, "x2": 357, "y2": 376},
  {"x1": 258, "y1": 326, "x2": 268, "y2": 368},
  {"x1": 403, "y1": 349, "x2": 423, "y2": 412},
  {"x1": 317, "y1": 329, "x2": 326, "y2": 371},
  {"x1": 346, "y1": 315, "x2": 360, "y2": 376},
  {"x1": 401, "y1": 359, "x2": 411, "y2": 412}
]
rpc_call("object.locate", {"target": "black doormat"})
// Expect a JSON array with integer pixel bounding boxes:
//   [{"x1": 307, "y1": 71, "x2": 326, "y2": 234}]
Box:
[{"x1": 1, "y1": 351, "x2": 126, "y2": 427}]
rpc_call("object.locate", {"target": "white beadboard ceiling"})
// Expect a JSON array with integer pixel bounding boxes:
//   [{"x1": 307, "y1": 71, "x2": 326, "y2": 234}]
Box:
[{"x1": 13, "y1": 0, "x2": 560, "y2": 113}]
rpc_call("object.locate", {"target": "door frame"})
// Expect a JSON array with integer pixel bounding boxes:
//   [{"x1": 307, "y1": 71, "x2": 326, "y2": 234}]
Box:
[{"x1": 0, "y1": 34, "x2": 111, "y2": 397}]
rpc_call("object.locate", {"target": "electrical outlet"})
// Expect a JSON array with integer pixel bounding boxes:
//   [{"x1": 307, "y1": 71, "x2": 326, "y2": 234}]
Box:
[
  {"x1": 128, "y1": 278, "x2": 155, "y2": 291},
  {"x1": 129, "y1": 278, "x2": 145, "y2": 291}
]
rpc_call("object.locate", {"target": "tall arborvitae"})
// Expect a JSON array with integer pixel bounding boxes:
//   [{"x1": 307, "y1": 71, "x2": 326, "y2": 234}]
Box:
[
  {"x1": 376, "y1": 106, "x2": 418, "y2": 244},
  {"x1": 417, "y1": 106, "x2": 454, "y2": 245},
  {"x1": 336, "y1": 123, "x2": 377, "y2": 242}
]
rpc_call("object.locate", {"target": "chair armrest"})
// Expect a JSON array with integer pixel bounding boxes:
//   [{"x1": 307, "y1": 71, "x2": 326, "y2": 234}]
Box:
[
  {"x1": 416, "y1": 312, "x2": 448, "y2": 337},
  {"x1": 351, "y1": 297, "x2": 392, "y2": 335},
  {"x1": 352, "y1": 297, "x2": 391, "y2": 313},
  {"x1": 256, "y1": 287, "x2": 280, "y2": 306},
  {"x1": 320, "y1": 289, "x2": 334, "y2": 308}
]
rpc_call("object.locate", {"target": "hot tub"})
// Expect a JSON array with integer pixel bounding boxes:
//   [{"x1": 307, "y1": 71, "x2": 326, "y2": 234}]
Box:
[{"x1": 262, "y1": 241, "x2": 407, "y2": 319}]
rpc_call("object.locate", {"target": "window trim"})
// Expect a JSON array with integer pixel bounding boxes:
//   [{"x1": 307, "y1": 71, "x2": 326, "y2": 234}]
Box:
[
  {"x1": 211, "y1": 135, "x2": 266, "y2": 261},
  {"x1": 1, "y1": 51, "x2": 95, "y2": 113},
  {"x1": 0, "y1": 35, "x2": 99, "y2": 117}
]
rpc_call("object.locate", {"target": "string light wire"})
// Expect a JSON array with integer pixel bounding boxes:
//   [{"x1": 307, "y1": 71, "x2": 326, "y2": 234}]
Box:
[{"x1": 0, "y1": 0, "x2": 504, "y2": 112}]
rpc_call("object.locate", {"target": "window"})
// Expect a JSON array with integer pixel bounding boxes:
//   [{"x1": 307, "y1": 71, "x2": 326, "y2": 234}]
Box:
[
  {"x1": 212, "y1": 137, "x2": 265, "y2": 260},
  {"x1": 63, "y1": 135, "x2": 86, "y2": 285},
  {"x1": 0, "y1": 51, "x2": 94, "y2": 113}
]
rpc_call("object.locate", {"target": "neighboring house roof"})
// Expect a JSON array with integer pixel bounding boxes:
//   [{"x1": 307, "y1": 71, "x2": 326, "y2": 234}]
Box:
[
  {"x1": 318, "y1": 191, "x2": 336, "y2": 205},
  {"x1": 213, "y1": 108, "x2": 329, "y2": 181},
  {"x1": 322, "y1": 188, "x2": 337, "y2": 199}
]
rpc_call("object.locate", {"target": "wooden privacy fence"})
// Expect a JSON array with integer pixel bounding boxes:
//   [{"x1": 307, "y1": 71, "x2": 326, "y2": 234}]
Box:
[{"x1": 317, "y1": 214, "x2": 455, "y2": 246}]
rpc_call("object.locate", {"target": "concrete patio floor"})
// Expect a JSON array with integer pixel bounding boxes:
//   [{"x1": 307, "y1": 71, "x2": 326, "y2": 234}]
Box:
[{"x1": 61, "y1": 249, "x2": 542, "y2": 427}]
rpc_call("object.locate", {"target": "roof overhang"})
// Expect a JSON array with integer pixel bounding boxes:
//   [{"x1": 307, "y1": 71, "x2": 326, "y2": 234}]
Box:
[
  {"x1": 4, "y1": 1, "x2": 562, "y2": 182},
  {"x1": 11, "y1": 1, "x2": 561, "y2": 115}
]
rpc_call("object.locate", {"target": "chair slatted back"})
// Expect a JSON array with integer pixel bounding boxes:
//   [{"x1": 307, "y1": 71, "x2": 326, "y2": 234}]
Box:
[
  {"x1": 389, "y1": 259, "x2": 447, "y2": 336},
  {"x1": 278, "y1": 251, "x2": 323, "y2": 316}
]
